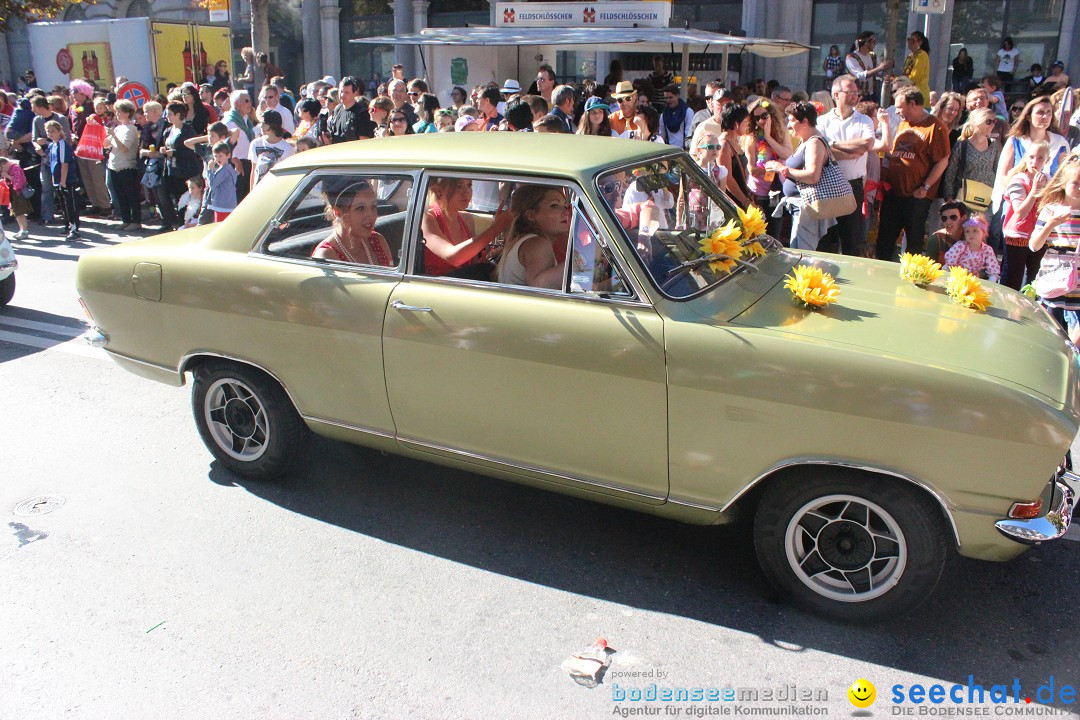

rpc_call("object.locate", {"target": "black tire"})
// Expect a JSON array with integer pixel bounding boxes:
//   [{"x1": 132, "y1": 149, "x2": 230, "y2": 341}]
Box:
[
  {"x1": 0, "y1": 273, "x2": 14, "y2": 306},
  {"x1": 191, "y1": 361, "x2": 308, "y2": 480},
  {"x1": 753, "y1": 468, "x2": 948, "y2": 622}
]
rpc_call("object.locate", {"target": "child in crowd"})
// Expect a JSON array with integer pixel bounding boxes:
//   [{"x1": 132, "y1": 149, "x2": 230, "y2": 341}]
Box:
[
  {"x1": 944, "y1": 214, "x2": 1001, "y2": 282},
  {"x1": 294, "y1": 136, "x2": 317, "y2": 153},
  {"x1": 204, "y1": 141, "x2": 238, "y2": 222},
  {"x1": 185, "y1": 121, "x2": 230, "y2": 164},
  {"x1": 46, "y1": 119, "x2": 80, "y2": 241},
  {"x1": 1001, "y1": 141, "x2": 1050, "y2": 290},
  {"x1": 248, "y1": 109, "x2": 293, "y2": 190},
  {"x1": 178, "y1": 175, "x2": 205, "y2": 229},
  {"x1": 0, "y1": 156, "x2": 31, "y2": 239},
  {"x1": 688, "y1": 132, "x2": 727, "y2": 229},
  {"x1": 1029, "y1": 157, "x2": 1080, "y2": 344}
]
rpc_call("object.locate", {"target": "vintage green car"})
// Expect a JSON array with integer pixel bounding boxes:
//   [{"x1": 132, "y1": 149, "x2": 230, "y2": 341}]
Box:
[{"x1": 76, "y1": 134, "x2": 1078, "y2": 621}]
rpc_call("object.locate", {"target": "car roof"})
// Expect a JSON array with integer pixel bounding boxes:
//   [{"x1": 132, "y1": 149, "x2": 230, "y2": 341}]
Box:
[{"x1": 275, "y1": 132, "x2": 679, "y2": 179}]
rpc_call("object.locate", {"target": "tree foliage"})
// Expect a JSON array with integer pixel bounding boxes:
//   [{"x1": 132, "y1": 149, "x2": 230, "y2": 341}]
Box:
[{"x1": 0, "y1": 0, "x2": 96, "y2": 31}]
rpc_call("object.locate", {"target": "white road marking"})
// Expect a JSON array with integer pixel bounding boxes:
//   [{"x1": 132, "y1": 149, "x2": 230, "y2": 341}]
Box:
[
  {"x1": 0, "y1": 315, "x2": 84, "y2": 338},
  {"x1": 0, "y1": 328, "x2": 104, "y2": 359}
]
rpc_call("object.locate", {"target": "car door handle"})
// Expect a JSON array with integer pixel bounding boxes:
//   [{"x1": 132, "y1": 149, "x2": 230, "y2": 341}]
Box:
[{"x1": 390, "y1": 300, "x2": 433, "y2": 313}]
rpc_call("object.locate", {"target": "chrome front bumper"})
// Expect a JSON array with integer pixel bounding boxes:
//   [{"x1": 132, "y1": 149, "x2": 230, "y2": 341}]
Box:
[
  {"x1": 0, "y1": 259, "x2": 16, "y2": 274},
  {"x1": 995, "y1": 472, "x2": 1076, "y2": 544}
]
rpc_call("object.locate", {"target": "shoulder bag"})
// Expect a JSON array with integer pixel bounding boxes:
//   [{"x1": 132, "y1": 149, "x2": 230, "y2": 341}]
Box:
[
  {"x1": 956, "y1": 140, "x2": 993, "y2": 212},
  {"x1": 794, "y1": 137, "x2": 856, "y2": 220}
]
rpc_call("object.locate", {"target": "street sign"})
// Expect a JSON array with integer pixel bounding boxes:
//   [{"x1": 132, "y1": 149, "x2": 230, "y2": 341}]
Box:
[
  {"x1": 116, "y1": 81, "x2": 152, "y2": 108},
  {"x1": 912, "y1": 0, "x2": 947, "y2": 14},
  {"x1": 208, "y1": 0, "x2": 229, "y2": 23}
]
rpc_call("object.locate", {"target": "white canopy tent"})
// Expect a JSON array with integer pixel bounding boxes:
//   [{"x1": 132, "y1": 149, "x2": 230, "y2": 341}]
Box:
[{"x1": 352, "y1": 26, "x2": 814, "y2": 96}]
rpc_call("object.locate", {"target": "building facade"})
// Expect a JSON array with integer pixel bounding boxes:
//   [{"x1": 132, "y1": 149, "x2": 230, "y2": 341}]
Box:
[{"x1": 2, "y1": 0, "x2": 1077, "y2": 95}]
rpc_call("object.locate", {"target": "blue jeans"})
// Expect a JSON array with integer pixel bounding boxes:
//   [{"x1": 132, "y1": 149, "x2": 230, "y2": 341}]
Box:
[{"x1": 38, "y1": 161, "x2": 55, "y2": 222}]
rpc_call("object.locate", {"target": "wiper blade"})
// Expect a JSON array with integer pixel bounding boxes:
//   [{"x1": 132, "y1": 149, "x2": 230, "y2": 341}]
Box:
[{"x1": 661, "y1": 253, "x2": 758, "y2": 290}]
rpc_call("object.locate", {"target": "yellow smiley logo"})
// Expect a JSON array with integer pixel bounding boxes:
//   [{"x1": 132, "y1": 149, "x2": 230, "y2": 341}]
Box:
[{"x1": 848, "y1": 679, "x2": 876, "y2": 709}]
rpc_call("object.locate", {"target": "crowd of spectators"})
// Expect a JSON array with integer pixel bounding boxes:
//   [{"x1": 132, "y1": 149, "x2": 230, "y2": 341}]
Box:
[{"x1": 2, "y1": 40, "x2": 1080, "y2": 340}]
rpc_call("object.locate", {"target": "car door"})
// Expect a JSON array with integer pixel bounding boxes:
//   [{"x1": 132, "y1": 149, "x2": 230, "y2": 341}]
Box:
[
  {"x1": 249, "y1": 170, "x2": 414, "y2": 436},
  {"x1": 382, "y1": 175, "x2": 669, "y2": 503}
]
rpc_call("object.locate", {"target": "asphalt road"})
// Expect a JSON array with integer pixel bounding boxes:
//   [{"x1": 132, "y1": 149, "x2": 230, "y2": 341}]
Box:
[{"x1": 2, "y1": 218, "x2": 1079, "y2": 720}]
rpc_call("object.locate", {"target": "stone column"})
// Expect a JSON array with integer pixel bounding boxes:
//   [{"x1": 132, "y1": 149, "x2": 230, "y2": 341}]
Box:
[
  {"x1": 320, "y1": 0, "x2": 342, "y2": 81},
  {"x1": 412, "y1": 0, "x2": 430, "y2": 81},
  {"x1": 1059, "y1": 0, "x2": 1079, "y2": 76},
  {"x1": 6, "y1": 19, "x2": 33, "y2": 87},
  {"x1": 303, "y1": 0, "x2": 323, "y2": 83},
  {"x1": 0, "y1": 31, "x2": 13, "y2": 89},
  {"x1": 394, "y1": 0, "x2": 413, "y2": 77}
]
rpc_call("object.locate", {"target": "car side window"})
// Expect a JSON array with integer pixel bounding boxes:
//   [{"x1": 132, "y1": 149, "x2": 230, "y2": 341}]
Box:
[
  {"x1": 568, "y1": 203, "x2": 631, "y2": 297},
  {"x1": 261, "y1": 173, "x2": 412, "y2": 268}
]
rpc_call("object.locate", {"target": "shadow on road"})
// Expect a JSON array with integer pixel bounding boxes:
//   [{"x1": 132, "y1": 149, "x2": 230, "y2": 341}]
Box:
[{"x1": 212, "y1": 435, "x2": 1078, "y2": 710}]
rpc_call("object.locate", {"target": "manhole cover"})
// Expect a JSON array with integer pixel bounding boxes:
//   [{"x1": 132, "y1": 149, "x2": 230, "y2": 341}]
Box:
[{"x1": 13, "y1": 496, "x2": 65, "y2": 516}]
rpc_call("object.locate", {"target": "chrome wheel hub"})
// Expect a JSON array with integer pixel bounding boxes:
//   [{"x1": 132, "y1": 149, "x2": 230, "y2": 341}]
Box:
[
  {"x1": 204, "y1": 378, "x2": 270, "y2": 462},
  {"x1": 784, "y1": 494, "x2": 907, "y2": 602}
]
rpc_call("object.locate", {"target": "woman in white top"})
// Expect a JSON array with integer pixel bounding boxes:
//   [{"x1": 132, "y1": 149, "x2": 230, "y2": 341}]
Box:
[
  {"x1": 996, "y1": 37, "x2": 1020, "y2": 83},
  {"x1": 994, "y1": 96, "x2": 1070, "y2": 196},
  {"x1": 496, "y1": 185, "x2": 571, "y2": 289}
]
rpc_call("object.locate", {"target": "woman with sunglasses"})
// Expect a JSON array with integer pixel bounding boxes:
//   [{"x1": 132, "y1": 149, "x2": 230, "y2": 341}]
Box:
[
  {"x1": 688, "y1": 133, "x2": 728, "y2": 228},
  {"x1": 942, "y1": 107, "x2": 1000, "y2": 216},
  {"x1": 386, "y1": 111, "x2": 413, "y2": 137},
  {"x1": 744, "y1": 97, "x2": 792, "y2": 220},
  {"x1": 449, "y1": 87, "x2": 468, "y2": 115}
]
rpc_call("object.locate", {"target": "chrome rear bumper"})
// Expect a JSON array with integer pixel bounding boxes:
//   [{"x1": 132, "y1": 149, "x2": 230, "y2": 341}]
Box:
[{"x1": 995, "y1": 472, "x2": 1076, "y2": 544}]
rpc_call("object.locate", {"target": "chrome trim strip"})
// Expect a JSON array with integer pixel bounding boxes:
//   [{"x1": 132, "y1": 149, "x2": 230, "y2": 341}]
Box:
[
  {"x1": 720, "y1": 459, "x2": 963, "y2": 547},
  {"x1": 398, "y1": 434, "x2": 666, "y2": 502},
  {"x1": 667, "y1": 496, "x2": 723, "y2": 512},
  {"x1": 395, "y1": 273, "x2": 652, "y2": 308},
  {"x1": 995, "y1": 479, "x2": 1074, "y2": 544},
  {"x1": 302, "y1": 415, "x2": 395, "y2": 439}
]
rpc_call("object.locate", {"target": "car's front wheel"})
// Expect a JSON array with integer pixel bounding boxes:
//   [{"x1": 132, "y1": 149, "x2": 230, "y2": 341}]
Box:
[
  {"x1": 0, "y1": 273, "x2": 14, "y2": 306},
  {"x1": 754, "y1": 469, "x2": 948, "y2": 622},
  {"x1": 191, "y1": 361, "x2": 308, "y2": 480}
]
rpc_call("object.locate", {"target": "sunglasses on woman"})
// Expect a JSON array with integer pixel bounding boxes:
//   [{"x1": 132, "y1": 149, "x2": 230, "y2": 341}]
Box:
[
  {"x1": 753, "y1": 113, "x2": 768, "y2": 121},
  {"x1": 1010, "y1": 106, "x2": 1024, "y2": 113},
  {"x1": 390, "y1": 116, "x2": 407, "y2": 123},
  {"x1": 699, "y1": 144, "x2": 720, "y2": 150}
]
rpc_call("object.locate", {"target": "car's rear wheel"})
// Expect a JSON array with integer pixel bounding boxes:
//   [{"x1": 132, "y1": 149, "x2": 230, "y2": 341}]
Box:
[
  {"x1": 753, "y1": 469, "x2": 948, "y2": 622},
  {"x1": 0, "y1": 273, "x2": 15, "y2": 306},
  {"x1": 191, "y1": 361, "x2": 307, "y2": 480}
]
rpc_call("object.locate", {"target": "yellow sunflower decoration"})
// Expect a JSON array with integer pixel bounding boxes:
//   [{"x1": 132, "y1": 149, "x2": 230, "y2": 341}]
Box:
[
  {"x1": 945, "y1": 266, "x2": 992, "y2": 312},
  {"x1": 898, "y1": 252, "x2": 944, "y2": 286},
  {"x1": 743, "y1": 240, "x2": 767, "y2": 258},
  {"x1": 737, "y1": 204, "x2": 768, "y2": 240},
  {"x1": 784, "y1": 265, "x2": 841, "y2": 309},
  {"x1": 698, "y1": 220, "x2": 744, "y2": 273}
]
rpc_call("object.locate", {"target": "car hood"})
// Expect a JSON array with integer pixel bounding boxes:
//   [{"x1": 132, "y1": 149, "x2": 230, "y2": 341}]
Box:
[{"x1": 686, "y1": 252, "x2": 1077, "y2": 405}]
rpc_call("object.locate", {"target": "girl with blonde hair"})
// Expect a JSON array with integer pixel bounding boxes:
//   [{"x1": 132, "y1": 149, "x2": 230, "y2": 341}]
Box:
[{"x1": 1028, "y1": 156, "x2": 1080, "y2": 343}]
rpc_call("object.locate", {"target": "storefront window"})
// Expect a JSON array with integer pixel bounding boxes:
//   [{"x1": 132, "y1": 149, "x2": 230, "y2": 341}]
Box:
[
  {"x1": 950, "y1": 0, "x2": 1063, "y2": 92},
  {"x1": 808, "y1": 0, "x2": 888, "y2": 92}
]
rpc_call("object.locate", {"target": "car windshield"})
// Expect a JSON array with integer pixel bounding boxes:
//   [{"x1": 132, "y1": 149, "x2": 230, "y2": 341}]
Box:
[{"x1": 595, "y1": 155, "x2": 776, "y2": 299}]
